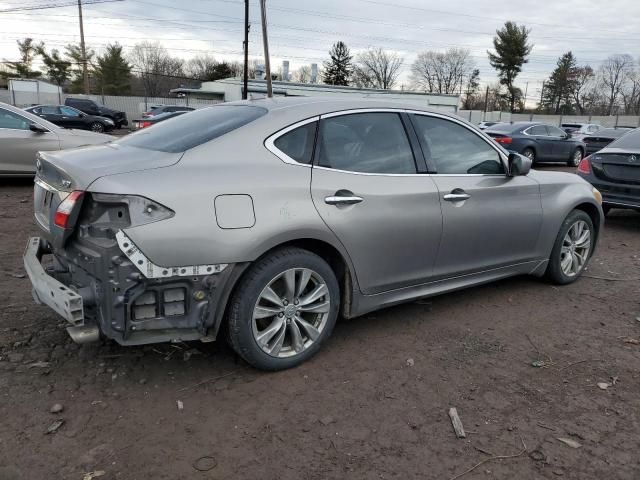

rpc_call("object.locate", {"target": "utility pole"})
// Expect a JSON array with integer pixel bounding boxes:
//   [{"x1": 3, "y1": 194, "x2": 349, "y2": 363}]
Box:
[
  {"x1": 483, "y1": 85, "x2": 489, "y2": 117},
  {"x1": 539, "y1": 81, "x2": 545, "y2": 110},
  {"x1": 259, "y1": 0, "x2": 272, "y2": 98},
  {"x1": 242, "y1": 0, "x2": 249, "y2": 100},
  {"x1": 523, "y1": 82, "x2": 529, "y2": 111},
  {"x1": 77, "y1": 0, "x2": 90, "y2": 94}
]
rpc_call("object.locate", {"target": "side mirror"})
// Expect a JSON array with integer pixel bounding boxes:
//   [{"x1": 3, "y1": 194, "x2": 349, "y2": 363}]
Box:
[
  {"x1": 29, "y1": 123, "x2": 48, "y2": 134},
  {"x1": 564, "y1": 132, "x2": 572, "y2": 139},
  {"x1": 508, "y1": 152, "x2": 531, "y2": 176}
]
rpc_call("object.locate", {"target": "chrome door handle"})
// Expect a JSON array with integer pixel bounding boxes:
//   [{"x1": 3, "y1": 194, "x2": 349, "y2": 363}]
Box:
[
  {"x1": 443, "y1": 193, "x2": 470, "y2": 202},
  {"x1": 325, "y1": 195, "x2": 363, "y2": 206}
]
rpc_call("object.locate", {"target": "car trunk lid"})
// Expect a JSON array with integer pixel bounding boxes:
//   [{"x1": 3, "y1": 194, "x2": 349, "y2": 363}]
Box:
[{"x1": 591, "y1": 150, "x2": 640, "y2": 185}]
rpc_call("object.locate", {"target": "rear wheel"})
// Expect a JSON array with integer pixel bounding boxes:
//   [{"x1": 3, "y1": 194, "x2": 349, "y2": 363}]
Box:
[
  {"x1": 522, "y1": 148, "x2": 535, "y2": 163},
  {"x1": 568, "y1": 148, "x2": 583, "y2": 167},
  {"x1": 227, "y1": 248, "x2": 340, "y2": 370},
  {"x1": 90, "y1": 122, "x2": 105, "y2": 133},
  {"x1": 545, "y1": 210, "x2": 594, "y2": 285}
]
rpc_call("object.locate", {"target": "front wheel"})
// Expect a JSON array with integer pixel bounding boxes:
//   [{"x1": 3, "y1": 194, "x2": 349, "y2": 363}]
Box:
[
  {"x1": 227, "y1": 248, "x2": 340, "y2": 370},
  {"x1": 90, "y1": 122, "x2": 105, "y2": 133},
  {"x1": 545, "y1": 210, "x2": 594, "y2": 285},
  {"x1": 568, "y1": 148, "x2": 583, "y2": 167}
]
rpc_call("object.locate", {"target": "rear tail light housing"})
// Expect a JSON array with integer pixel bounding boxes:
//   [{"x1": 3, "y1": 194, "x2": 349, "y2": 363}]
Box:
[
  {"x1": 494, "y1": 136, "x2": 512, "y2": 145},
  {"x1": 140, "y1": 120, "x2": 153, "y2": 129},
  {"x1": 54, "y1": 190, "x2": 84, "y2": 229},
  {"x1": 577, "y1": 156, "x2": 591, "y2": 174}
]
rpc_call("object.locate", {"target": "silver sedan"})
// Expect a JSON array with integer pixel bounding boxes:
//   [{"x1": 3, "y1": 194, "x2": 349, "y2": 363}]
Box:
[{"x1": 23, "y1": 98, "x2": 604, "y2": 370}]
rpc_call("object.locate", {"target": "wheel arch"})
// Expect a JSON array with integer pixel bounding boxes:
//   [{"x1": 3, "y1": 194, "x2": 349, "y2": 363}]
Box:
[{"x1": 573, "y1": 201, "x2": 602, "y2": 242}]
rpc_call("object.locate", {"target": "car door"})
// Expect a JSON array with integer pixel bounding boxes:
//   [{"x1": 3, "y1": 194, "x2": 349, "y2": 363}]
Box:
[
  {"x1": 0, "y1": 107, "x2": 60, "y2": 174},
  {"x1": 547, "y1": 125, "x2": 573, "y2": 159},
  {"x1": 525, "y1": 125, "x2": 554, "y2": 160},
  {"x1": 60, "y1": 106, "x2": 86, "y2": 129},
  {"x1": 308, "y1": 111, "x2": 443, "y2": 294},
  {"x1": 409, "y1": 113, "x2": 543, "y2": 278}
]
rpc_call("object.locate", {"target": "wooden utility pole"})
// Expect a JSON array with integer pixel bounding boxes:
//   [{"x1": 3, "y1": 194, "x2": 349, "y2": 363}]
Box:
[
  {"x1": 78, "y1": 0, "x2": 90, "y2": 94},
  {"x1": 242, "y1": 0, "x2": 249, "y2": 100},
  {"x1": 483, "y1": 85, "x2": 490, "y2": 117},
  {"x1": 259, "y1": 0, "x2": 272, "y2": 98}
]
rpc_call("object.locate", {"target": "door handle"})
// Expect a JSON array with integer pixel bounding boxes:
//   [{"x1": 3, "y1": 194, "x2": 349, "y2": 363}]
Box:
[
  {"x1": 325, "y1": 195, "x2": 363, "y2": 206},
  {"x1": 443, "y1": 192, "x2": 470, "y2": 202}
]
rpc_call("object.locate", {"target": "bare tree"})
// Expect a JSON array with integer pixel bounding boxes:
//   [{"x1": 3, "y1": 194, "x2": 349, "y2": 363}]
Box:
[
  {"x1": 598, "y1": 54, "x2": 634, "y2": 115},
  {"x1": 410, "y1": 48, "x2": 474, "y2": 94},
  {"x1": 185, "y1": 54, "x2": 218, "y2": 80},
  {"x1": 353, "y1": 48, "x2": 403, "y2": 89},
  {"x1": 572, "y1": 65, "x2": 595, "y2": 114},
  {"x1": 621, "y1": 61, "x2": 640, "y2": 114},
  {"x1": 293, "y1": 65, "x2": 311, "y2": 83},
  {"x1": 129, "y1": 41, "x2": 185, "y2": 96}
]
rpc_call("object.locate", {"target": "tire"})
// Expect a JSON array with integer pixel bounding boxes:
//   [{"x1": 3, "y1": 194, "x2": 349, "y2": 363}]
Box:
[
  {"x1": 602, "y1": 205, "x2": 611, "y2": 217},
  {"x1": 567, "y1": 148, "x2": 583, "y2": 167},
  {"x1": 545, "y1": 210, "x2": 594, "y2": 285},
  {"x1": 90, "y1": 122, "x2": 105, "y2": 133},
  {"x1": 522, "y1": 148, "x2": 535, "y2": 163},
  {"x1": 227, "y1": 248, "x2": 340, "y2": 370}
]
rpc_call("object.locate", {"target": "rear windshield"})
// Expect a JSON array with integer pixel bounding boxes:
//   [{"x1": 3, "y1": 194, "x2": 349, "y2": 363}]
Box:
[
  {"x1": 591, "y1": 128, "x2": 622, "y2": 137},
  {"x1": 116, "y1": 105, "x2": 267, "y2": 153},
  {"x1": 607, "y1": 129, "x2": 640, "y2": 149},
  {"x1": 561, "y1": 124, "x2": 582, "y2": 128},
  {"x1": 486, "y1": 123, "x2": 518, "y2": 133}
]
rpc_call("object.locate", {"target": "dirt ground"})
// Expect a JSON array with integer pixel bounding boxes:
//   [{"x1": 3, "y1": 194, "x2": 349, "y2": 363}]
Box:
[{"x1": 1, "y1": 171, "x2": 639, "y2": 480}]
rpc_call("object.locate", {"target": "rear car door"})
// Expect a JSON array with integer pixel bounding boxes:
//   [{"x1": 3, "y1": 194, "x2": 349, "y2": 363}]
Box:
[
  {"x1": 0, "y1": 107, "x2": 60, "y2": 174},
  {"x1": 308, "y1": 111, "x2": 443, "y2": 294},
  {"x1": 547, "y1": 125, "x2": 573, "y2": 159},
  {"x1": 525, "y1": 125, "x2": 554, "y2": 160},
  {"x1": 409, "y1": 113, "x2": 543, "y2": 278}
]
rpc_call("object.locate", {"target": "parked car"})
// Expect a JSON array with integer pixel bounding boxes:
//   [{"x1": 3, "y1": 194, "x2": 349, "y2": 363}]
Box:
[
  {"x1": 132, "y1": 111, "x2": 187, "y2": 130},
  {"x1": 477, "y1": 121, "x2": 498, "y2": 130},
  {"x1": 142, "y1": 105, "x2": 194, "y2": 118},
  {"x1": 583, "y1": 127, "x2": 633, "y2": 155},
  {"x1": 65, "y1": 97, "x2": 128, "y2": 128},
  {"x1": 24, "y1": 105, "x2": 115, "y2": 133},
  {"x1": 485, "y1": 122, "x2": 586, "y2": 166},
  {"x1": 0, "y1": 102, "x2": 112, "y2": 176},
  {"x1": 24, "y1": 99, "x2": 603, "y2": 370},
  {"x1": 561, "y1": 122, "x2": 602, "y2": 140},
  {"x1": 576, "y1": 128, "x2": 640, "y2": 215}
]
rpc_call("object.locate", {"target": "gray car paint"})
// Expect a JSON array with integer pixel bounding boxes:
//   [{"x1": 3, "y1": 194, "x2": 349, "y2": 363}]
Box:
[
  {"x1": 26, "y1": 97, "x2": 604, "y2": 346},
  {"x1": 0, "y1": 102, "x2": 112, "y2": 176}
]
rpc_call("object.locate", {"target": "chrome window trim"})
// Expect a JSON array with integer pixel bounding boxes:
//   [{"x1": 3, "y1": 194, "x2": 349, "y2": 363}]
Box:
[{"x1": 264, "y1": 115, "x2": 319, "y2": 167}]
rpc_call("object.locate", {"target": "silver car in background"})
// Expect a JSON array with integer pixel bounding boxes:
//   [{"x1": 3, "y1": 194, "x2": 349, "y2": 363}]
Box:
[
  {"x1": 23, "y1": 98, "x2": 604, "y2": 370},
  {"x1": 0, "y1": 102, "x2": 112, "y2": 176}
]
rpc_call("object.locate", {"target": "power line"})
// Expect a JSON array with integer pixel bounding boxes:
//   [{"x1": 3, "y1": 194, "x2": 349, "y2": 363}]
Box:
[{"x1": 0, "y1": 0, "x2": 122, "y2": 13}]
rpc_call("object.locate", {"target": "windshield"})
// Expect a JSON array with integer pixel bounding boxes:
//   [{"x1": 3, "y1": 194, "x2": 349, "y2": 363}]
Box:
[
  {"x1": 117, "y1": 105, "x2": 267, "y2": 153},
  {"x1": 607, "y1": 129, "x2": 640, "y2": 149}
]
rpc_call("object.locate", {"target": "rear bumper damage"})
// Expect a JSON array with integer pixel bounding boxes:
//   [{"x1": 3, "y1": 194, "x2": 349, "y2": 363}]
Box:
[{"x1": 23, "y1": 233, "x2": 238, "y2": 346}]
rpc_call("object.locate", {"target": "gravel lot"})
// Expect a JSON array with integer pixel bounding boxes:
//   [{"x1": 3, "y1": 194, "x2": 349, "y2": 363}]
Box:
[{"x1": 1, "y1": 170, "x2": 639, "y2": 480}]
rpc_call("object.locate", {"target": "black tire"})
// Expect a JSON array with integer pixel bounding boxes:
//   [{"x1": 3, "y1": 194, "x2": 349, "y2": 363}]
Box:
[
  {"x1": 227, "y1": 248, "x2": 340, "y2": 371},
  {"x1": 602, "y1": 205, "x2": 611, "y2": 217},
  {"x1": 545, "y1": 210, "x2": 594, "y2": 285},
  {"x1": 522, "y1": 148, "x2": 535, "y2": 163},
  {"x1": 90, "y1": 122, "x2": 105, "y2": 133},
  {"x1": 567, "y1": 147, "x2": 583, "y2": 167}
]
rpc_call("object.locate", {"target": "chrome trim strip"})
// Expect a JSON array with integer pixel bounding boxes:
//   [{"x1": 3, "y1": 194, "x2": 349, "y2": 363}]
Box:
[
  {"x1": 34, "y1": 177, "x2": 58, "y2": 193},
  {"x1": 116, "y1": 230, "x2": 227, "y2": 279},
  {"x1": 264, "y1": 115, "x2": 319, "y2": 167}
]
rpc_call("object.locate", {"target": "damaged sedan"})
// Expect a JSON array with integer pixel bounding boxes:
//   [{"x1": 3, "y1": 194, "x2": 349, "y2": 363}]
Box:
[{"x1": 24, "y1": 98, "x2": 604, "y2": 370}]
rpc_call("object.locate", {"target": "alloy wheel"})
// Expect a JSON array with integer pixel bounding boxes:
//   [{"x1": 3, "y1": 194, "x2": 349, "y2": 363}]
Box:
[
  {"x1": 560, "y1": 220, "x2": 591, "y2": 277},
  {"x1": 571, "y1": 149, "x2": 583, "y2": 166},
  {"x1": 251, "y1": 268, "x2": 331, "y2": 358},
  {"x1": 91, "y1": 122, "x2": 105, "y2": 133}
]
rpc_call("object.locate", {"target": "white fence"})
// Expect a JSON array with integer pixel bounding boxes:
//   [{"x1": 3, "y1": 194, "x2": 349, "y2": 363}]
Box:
[
  {"x1": 458, "y1": 109, "x2": 640, "y2": 128},
  {"x1": 0, "y1": 90, "x2": 222, "y2": 127}
]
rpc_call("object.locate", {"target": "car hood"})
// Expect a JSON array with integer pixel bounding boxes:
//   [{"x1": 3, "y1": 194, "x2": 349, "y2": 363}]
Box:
[{"x1": 37, "y1": 143, "x2": 183, "y2": 191}]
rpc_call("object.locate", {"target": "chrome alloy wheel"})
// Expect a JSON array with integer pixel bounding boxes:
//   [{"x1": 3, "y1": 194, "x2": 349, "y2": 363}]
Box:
[
  {"x1": 571, "y1": 149, "x2": 583, "y2": 166},
  {"x1": 560, "y1": 220, "x2": 591, "y2": 277},
  {"x1": 251, "y1": 268, "x2": 331, "y2": 358}
]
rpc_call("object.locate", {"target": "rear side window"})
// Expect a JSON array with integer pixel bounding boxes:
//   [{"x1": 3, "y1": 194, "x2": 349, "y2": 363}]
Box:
[
  {"x1": 273, "y1": 122, "x2": 317, "y2": 164},
  {"x1": 528, "y1": 125, "x2": 548, "y2": 136},
  {"x1": 317, "y1": 112, "x2": 416, "y2": 174},
  {"x1": 116, "y1": 105, "x2": 267, "y2": 153}
]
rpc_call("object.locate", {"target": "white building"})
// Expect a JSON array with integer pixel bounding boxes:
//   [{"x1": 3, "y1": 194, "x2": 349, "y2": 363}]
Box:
[{"x1": 171, "y1": 78, "x2": 460, "y2": 112}]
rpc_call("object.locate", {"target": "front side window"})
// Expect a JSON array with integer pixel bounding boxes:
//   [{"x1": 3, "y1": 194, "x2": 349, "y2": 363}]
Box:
[
  {"x1": 41, "y1": 106, "x2": 60, "y2": 115},
  {"x1": 273, "y1": 121, "x2": 317, "y2": 164},
  {"x1": 412, "y1": 115, "x2": 504, "y2": 175},
  {"x1": 60, "y1": 106, "x2": 80, "y2": 116},
  {"x1": 317, "y1": 112, "x2": 416, "y2": 174},
  {"x1": 548, "y1": 126, "x2": 567, "y2": 137},
  {"x1": 0, "y1": 108, "x2": 30, "y2": 130}
]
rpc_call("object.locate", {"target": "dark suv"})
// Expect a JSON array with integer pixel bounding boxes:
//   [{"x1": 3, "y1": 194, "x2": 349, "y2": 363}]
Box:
[{"x1": 65, "y1": 97, "x2": 128, "y2": 128}]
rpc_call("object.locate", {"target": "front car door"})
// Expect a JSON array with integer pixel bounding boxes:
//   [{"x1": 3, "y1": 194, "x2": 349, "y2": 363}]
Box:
[
  {"x1": 409, "y1": 113, "x2": 543, "y2": 278},
  {"x1": 547, "y1": 125, "x2": 573, "y2": 160},
  {"x1": 0, "y1": 107, "x2": 60, "y2": 174},
  {"x1": 60, "y1": 106, "x2": 88, "y2": 129},
  {"x1": 307, "y1": 111, "x2": 443, "y2": 294}
]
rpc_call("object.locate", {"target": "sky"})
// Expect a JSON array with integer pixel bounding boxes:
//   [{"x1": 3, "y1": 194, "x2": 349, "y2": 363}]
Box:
[{"x1": 0, "y1": 0, "x2": 639, "y2": 106}]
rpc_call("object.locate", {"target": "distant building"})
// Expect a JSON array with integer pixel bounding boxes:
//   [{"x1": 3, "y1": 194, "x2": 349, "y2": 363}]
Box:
[{"x1": 171, "y1": 78, "x2": 460, "y2": 112}]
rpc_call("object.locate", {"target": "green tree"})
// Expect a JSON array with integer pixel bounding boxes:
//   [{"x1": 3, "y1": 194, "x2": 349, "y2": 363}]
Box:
[
  {"x1": 1, "y1": 38, "x2": 42, "y2": 79},
  {"x1": 94, "y1": 43, "x2": 131, "y2": 94},
  {"x1": 37, "y1": 47, "x2": 71, "y2": 87},
  {"x1": 65, "y1": 43, "x2": 95, "y2": 93},
  {"x1": 488, "y1": 21, "x2": 533, "y2": 112},
  {"x1": 323, "y1": 41, "x2": 352, "y2": 86},
  {"x1": 541, "y1": 52, "x2": 579, "y2": 114}
]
